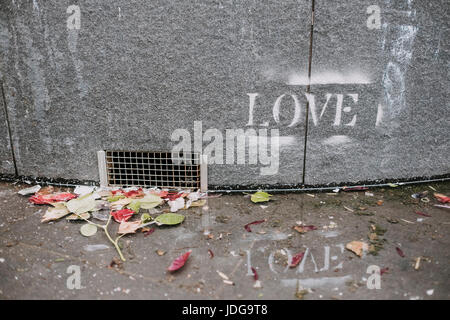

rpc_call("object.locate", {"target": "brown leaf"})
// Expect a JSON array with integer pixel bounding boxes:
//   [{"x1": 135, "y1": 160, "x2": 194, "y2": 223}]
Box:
[
  {"x1": 346, "y1": 241, "x2": 369, "y2": 257},
  {"x1": 118, "y1": 220, "x2": 142, "y2": 234},
  {"x1": 293, "y1": 225, "x2": 318, "y2": 234}
]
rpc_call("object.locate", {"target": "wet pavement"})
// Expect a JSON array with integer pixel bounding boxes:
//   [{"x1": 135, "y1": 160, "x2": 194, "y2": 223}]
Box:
[{"x1": 0, "y1": 181, "x2": 449, "y2": 300}]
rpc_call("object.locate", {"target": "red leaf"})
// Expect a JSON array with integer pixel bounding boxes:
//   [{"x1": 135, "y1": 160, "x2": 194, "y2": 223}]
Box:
[
  {"x1": 168, "y1": 250, "x2": 192, "y2": 272},
  {"x1": 164, "y1": 192, "x2": 183, "y2": 201},
  {"x1": 208, "y1": 249, "x2": 214, "y2": 259},
  {"x1": 396, "y1": 247, "x2": 405, "y2": 257},
  {"x1": 110, "y1": 209, "x2": 135, "y2": 223},
  {"x1": 244, "y1": 219, "x2": 266, "y2": 232},
  {"x1": 111, "y1": 189, "x2": 125, "y2": 195},
  {"x1": 124, "y1": 188, "x2": 144, "y2": 198},
  {"x1": 144, "y1": 227, "x2": 155, "y2": 237},
  {"x1": 29, "y1": 192, "x2": 77, "y2": 205},
  {"x1": 289, "y1": 252, "x2": 305, "y2": 268},
  {"x1": 150, "y1": 190, "x2": 168, "y2": 198},
  {"x1": 380, "y1": 267, "x2": 389, "y2": 275},
  {"x1": 293, "y1": 225, "x2": 318, "y2": 233},
  {"x1": 434, "y1": 193, "x2": 450, "y2": 203},
  {"x1": 251, "y1": 267, "x2": 258, "y2": 281},
  {"x1": 415, "y1": 211, "x2": 431, "y2": 217}
]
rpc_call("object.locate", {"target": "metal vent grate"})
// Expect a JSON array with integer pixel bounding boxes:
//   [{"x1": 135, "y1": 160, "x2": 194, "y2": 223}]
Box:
[{"x1": 99, "y1": 150, "x2": 206, "y2": 190}]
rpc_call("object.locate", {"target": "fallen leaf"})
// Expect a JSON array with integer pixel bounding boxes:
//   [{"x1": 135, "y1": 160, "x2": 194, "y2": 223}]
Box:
[
  {"x1": 108, "y1": 257, "x2": 123, "y2": 269},
  {"x1": 165, "y1": 192, "x2": 187, "y2": 201},
  {"x1": 376, "y1": 200, "x2": 384, "y2": 206},
  {"x1": 139, "y1": 194, "x2": 163, "y2": 209},
  {"x1": 155, "y1": 213, "x2": 185, "y2": 225},
  {"x1": 380, "y1": 267, "x2": 389, "y2": 275},
  {"x1": 189, "y1": 200, "x2": 206, "y2": 207},
  {"x1": 244, "y1": 219, "x2": 266, "y2": 232},
  {"x1": 156, "y1": 249, "x2": 166, "y2": 256},
  {"x1": 289, "y1": 252, "x2": 305, "y2": 268},
  {"x1": 168, "y1": 250, "x2": 192, "y2": 272},
  {"x1": 66, "y1": 212, "x2": 90, "y2": 220},
  {"x1": 387, "y1": 183, "x2": 398, "y2": 188},
  {"x1": 293, "y1": 225, "x2": 318, "y2": 234},
  {"x1": 66, "y1": 193, "x2": 97, "y2": 214},
  {"x1": 111, "y1": 209, "x2": 135, "y2": 223},
  {"x1": 118, "y1": 220, "x2": 142, "y2": 234},
  {"x1": 18, "y1": 185, "x2": 41, "y2": 195},
  {"x1": 124, "y1": 188, "x2": 145, "y2": 198},
  {"x1": 434, "y1": 193, "x2": 450, "y2": 203},
  {"x1": 80, "y1": 224, "x2": 97, "y2": 237},
  {"x1": 251, "y1": 267, "x2": 258, "y2": 281},
  {"x1": 41, "y1": 205, "x2": 70, "y2": 223},
  {"x1": 140, "y1": 213, "x2": 152, "y2": 223},
  {"x1": 127, "y1": 200, "x2": 141, "y2": 213},
  {"x1": 29, "y1": 192, "x2": 77, "y2": 205},
  {"x1": 110, "y1": 197, "x2": 132, "y2": 210},
  {"x1": 346, "y1": 241, "x2": 369, "y2": 257},
  {"x1": 250, "y1": 191, "x2": 272, "y2": 203},
  {"x1": 36, "y1": 186, "x2": 55, "y2": 195},
  {"x1": 208, "y1": 249, "x2": 214, "y2": 259},
  {"x1": 395, "y1": 247, "x2": 405, "y2": 257},
  {"x1": 107, "y1": 194, "x2": 126, "y2": 202}
]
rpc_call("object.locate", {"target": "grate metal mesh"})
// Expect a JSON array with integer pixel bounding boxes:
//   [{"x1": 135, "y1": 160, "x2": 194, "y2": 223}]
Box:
[{"x1": 105, "y1": 151, "x2": 201, "y2": 189}]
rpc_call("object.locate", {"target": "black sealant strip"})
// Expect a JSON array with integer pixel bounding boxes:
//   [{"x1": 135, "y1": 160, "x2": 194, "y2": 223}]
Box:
[{"x1": 1, "y1": 81, "x2": 18, "y2": 176}]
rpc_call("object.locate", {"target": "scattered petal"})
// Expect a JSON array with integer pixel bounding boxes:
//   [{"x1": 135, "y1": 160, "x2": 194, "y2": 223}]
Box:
[
  {"x1": 251, "y1": 267, "x2": 258, "y2": 281},
  {"x1": 289, "y1": 252, "x2": 305, "y2": 268},
  {"x1": 244, "y1": 219, "x2": 266, "y2": 232},
  {"x1": 293, "y1": 225, "x2": 318, "y2": 234},
  {"x1": 208, "y1": 249, "x2": 214, "y2": 259},
  {"x1": 168, "y1": 250, "x2": 192, "y2": 272},
  {"x1": 396, "y1": 247, "x2": 405, "y2": 257},
  {"x1": 434, "y1": 193, "x2": 450, "y2": 203},
  {"x1": 415, "y1": 211, "x2": 431, "y2": 217},
  {"x1": 144, "y1": 227, "x2": 155, "y2": 237}
]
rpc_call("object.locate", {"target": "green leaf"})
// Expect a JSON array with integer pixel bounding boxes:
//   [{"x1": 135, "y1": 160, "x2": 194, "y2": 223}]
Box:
[
  {"x1": 155, "y1": 213, "x2": 185, "y2": 225},
  {"x1": 66, "y1": 193, "x2": 97, "y2": 214},
  {"x1": 66, "y1": 212, "x2": 91, "y2": 220},
  {"x1": 139, "y1": 194, "x2": 163, "y2": 209},
  {"x1": 107, "y1": 195, "x2": 126, "y2": 202},
  {"x1": 141, "y1": 213, "x2": 152, "y2": 223},
  {"x1": 250, "y1": 191, "x2": 272, "y2": 203},
  {"x1": 127, "y1": 200, "x2": 141, "y2": 213},
  {"x1": 80, "y1": 224, "x2": 97, "y2": 237}
]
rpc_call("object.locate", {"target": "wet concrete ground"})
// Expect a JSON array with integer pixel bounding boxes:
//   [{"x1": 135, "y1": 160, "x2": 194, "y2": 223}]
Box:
[{"x1": 0, "y1": 181, "x2": 449, "y2": 300}]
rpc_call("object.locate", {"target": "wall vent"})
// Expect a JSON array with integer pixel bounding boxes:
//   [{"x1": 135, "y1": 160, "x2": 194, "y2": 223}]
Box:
[{"x1": 97, "y1": 150, "x2": 207, "y2": 191}]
